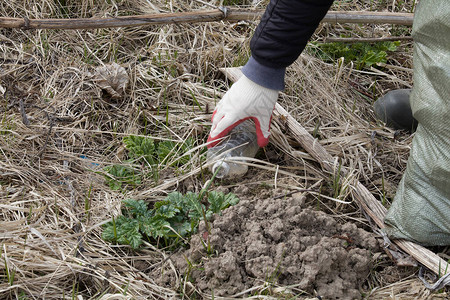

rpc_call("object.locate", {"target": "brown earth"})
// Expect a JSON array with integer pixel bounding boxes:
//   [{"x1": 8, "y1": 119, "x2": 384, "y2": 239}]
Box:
[{"x1": 157, "y1": 188, "x2": 382, "y2": 299}]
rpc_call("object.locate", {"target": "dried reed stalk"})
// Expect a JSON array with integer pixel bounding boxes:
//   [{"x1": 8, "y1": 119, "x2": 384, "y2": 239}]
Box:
[
  {"x1": 325, "y1": 36, "x2": 413, "y2": 43},
  {"x1": 220, "y1": 67, "x2": 449, "y2": 278},
  {"x1": 0, "y1": 9, "x2": 414, "y2": 30}
]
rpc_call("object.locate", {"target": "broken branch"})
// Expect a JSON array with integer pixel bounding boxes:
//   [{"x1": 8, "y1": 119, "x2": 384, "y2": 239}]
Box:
[{"x1": 0, "y1": 9, "x2": 414, "y2": 30}]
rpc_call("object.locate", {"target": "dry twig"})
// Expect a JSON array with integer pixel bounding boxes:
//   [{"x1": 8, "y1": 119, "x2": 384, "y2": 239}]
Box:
[{"x1": 0, "y1": 9, "x2": 414, "y2": 30}]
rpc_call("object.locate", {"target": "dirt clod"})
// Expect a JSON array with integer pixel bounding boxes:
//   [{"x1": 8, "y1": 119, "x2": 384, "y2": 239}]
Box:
[{"x1": 183, "y1": 197, "x2": 381, "y2": 299}]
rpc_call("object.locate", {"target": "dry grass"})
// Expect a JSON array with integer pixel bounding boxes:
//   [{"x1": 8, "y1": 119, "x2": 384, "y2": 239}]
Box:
[{"x1": 1, "y1": 0, "x2": 448, "y2": 299}]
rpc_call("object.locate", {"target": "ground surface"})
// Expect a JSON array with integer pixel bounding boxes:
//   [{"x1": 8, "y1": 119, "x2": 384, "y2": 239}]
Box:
[{"x1": 171, "y1": 194, "x2": 381, "y2": 299}]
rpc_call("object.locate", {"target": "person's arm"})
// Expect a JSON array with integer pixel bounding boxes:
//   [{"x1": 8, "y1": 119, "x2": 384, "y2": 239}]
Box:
[
  {"x1": 208, "y1": 0, "x2": 334, "y2": 148},
  {"x1": 243, "y1": 0, "x2": 334, "y2": 90}
]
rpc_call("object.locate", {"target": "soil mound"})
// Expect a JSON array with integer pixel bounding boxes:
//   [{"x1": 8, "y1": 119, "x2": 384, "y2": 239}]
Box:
[{"x1": 179, "y1": 195, "x2": 381, "y2": 299}]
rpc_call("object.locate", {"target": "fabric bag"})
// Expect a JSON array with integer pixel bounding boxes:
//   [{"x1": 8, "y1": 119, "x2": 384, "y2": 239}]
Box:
[{"x1": 384, "y1": 0, "x2": 450, "y2": 246}]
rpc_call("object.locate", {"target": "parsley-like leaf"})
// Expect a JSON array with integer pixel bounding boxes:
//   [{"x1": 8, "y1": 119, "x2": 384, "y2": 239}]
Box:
[
  {"x1": 208, "y1": 191, "x2": 240, "y2": 214},
  {"x1": 102, "y1": 191, "x2": 239, "y2": 250}
]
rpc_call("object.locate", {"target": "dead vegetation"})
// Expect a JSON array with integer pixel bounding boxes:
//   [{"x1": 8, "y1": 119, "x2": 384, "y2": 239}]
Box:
[{"x1": 1, "y1": 0, "x2": 449, "y2": 299}]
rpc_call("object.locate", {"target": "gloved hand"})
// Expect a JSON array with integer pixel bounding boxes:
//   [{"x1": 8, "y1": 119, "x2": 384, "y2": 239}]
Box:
[{"x1": 207, "y1": 74, "x2": 278, "y2": 148}]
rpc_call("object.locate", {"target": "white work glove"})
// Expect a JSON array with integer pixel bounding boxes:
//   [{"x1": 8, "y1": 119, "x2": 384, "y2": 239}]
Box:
[{"x1": 207, "y1": 74, "x2": 278, "y2": 148}]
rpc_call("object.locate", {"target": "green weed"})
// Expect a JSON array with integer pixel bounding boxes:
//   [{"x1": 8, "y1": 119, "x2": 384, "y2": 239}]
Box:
[
  {"x1": 104, "y1": 136, "x2": 195, "y2": 190},
  {"x1": 104, "y1": 164, "x2": 141, "y2": 191},
  {"x1": 258, "y1": 255, "x2": 284, "y2": 296},
  {"x1": 381, "y1": 174, "x2": 387, "y2": 207},
  {"x1": 232, "y1": 46, "x2": 250, "y2": 68},
  {"x1": 71, "y1": 280, "x2": 79, "y2": 300},
  {"x1": 39, "y1": 31, "x2": 50, "y2": 56},
  {"x1": 1, "y1": 108, "x2": 16, "y2": 137},
  {"x1": 222, "y1": 0, "x2": 249, "y2": 5},
  {"x1": 17, "y1": 290, "x2": 28, "y2": 300},
  {"x1": 84, "y1": 184, "x2": 93, "y2": 221},
  {"x1": 102, "y1": 191, "x2": 239, "y2": 249},
  {"x1": 152, "y1": 50, "x2": 179, "y2": 79},
  {"x1": 1, "y1": 246, "x2": 16, "y2": 286},
  {"x1": 331, "y1": 161, "x2": 343, "y2": 199},
  {"x1": 310, "y1": 41, "x2": 400, "y2": 69}
]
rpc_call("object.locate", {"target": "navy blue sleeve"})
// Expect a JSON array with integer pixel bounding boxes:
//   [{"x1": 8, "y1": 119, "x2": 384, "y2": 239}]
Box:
[{"x1": 250, "y1": 0, "x2": 334, "y2": 69}]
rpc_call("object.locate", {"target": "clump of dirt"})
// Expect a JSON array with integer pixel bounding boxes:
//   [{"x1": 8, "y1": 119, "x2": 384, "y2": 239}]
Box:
[{"x1": 172, "y1": 194, "x2": 381, "y2": 299}]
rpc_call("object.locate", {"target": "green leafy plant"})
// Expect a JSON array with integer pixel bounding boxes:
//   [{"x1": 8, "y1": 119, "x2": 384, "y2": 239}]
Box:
[
  {"x1": 156, "y1": 138, "x2": 195, "y2": 166},
  {"x1": 104, "y1": 164, "x2": 141, "y2": 190},
  {"x1": 102, "y1": 191, "x2": 239, "y2": 249},
  {"x1": 104, "y1": 136, "x2": 195, "y2": 190},
  {"x1": 222, "y1": 0, "x2": 249, "y2": 5},
  {"x1": 310, "y1": 41, "x2": 400, "y2": 69},
  {"x1": 124, "y1": 135, "x2": 195, "y2": 168},
  {"x1": 123, "y1": 135, "x2": 157, "y2": 166}
]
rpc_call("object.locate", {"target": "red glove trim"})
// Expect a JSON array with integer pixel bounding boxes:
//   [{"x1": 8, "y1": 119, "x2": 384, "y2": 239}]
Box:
[{"x1": 207, "y1": 112, "x2": 270, "y2": 148}]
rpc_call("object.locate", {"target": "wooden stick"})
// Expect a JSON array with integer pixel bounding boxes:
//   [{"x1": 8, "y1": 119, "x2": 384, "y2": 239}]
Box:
[
  {"x1": 325, "y1": 36, "x2": 413, "y2": 43},
  {"x1": 220, "y1": 67, "x2": 449, "y2": 277},
  {"x1": 323, "y1": 11, "x2": 413, "y2": 26},
  {"x1": 0, "y1": 9, "x2": 414, "y2": 30}
]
